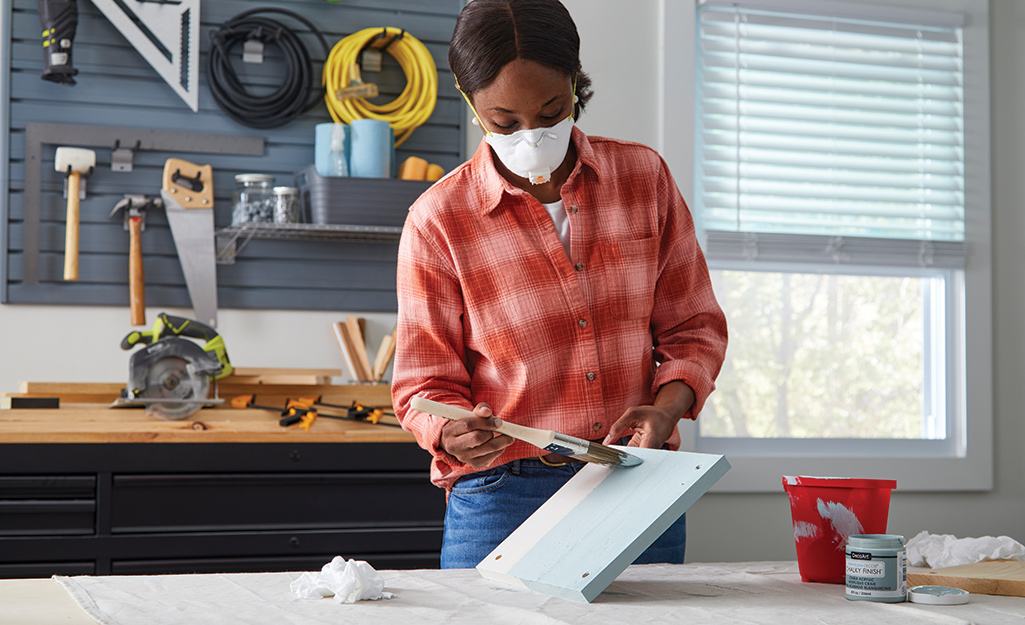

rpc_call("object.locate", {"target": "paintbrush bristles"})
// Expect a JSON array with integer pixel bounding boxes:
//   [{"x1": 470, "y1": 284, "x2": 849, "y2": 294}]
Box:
[
  {"x1": 550, "y1": 433, "x2": 642, "y2": 468},
  {"x1": 585, "y1": 441, "x2": 644, "y2": 467}
]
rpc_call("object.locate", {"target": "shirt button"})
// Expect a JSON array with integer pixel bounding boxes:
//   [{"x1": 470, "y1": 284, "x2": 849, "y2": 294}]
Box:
[
  {"x1": 593, "y1": 422, "x2": 602, "y2": 431},
  {"x1": 586, "y1": 371, "x2": 596, "y2": 381},
  {"x1": 578, "y1": 318, "x2": 588, "y2": 328},
  {"x1": 569, "y1": 205, "x2": 579, "y2": 214},
  {"x1": 574, "y1": 262, "x2": 584, "y2": 271}
]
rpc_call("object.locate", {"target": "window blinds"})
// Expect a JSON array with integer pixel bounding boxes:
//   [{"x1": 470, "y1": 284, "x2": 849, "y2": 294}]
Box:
[{"x1": 695, "y1": 0, "x2": 966, "y2": 268}]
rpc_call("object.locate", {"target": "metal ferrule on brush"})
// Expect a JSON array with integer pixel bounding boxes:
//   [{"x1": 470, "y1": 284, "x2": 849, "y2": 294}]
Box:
[{"x1": 545, "y1": 434, "x2": 591, "y2": 457}]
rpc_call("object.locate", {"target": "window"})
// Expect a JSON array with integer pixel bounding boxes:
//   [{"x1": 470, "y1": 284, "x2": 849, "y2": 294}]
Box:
[{"x1": 660, "y1": 0, "x2": 992, "y2": 491}]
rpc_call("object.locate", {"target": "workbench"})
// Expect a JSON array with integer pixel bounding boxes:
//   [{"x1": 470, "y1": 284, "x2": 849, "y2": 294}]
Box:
[
  {"x1": 3, "y1": 561, "x2": 1024, "y2": 625},
  {"x1": 0, "y1": 383, "x2": 446, "y2": 578}
]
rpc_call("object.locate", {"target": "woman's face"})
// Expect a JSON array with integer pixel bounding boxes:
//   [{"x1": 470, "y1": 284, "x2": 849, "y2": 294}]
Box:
[{"x1": 470, "y1": 58, "x2": 574, "y2": 135}]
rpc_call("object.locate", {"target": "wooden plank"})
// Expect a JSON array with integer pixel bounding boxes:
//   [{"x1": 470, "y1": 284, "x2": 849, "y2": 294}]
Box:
[
  {"x1": 226, "y1": 367, "x2": 342, "y2": 385},
  {"x1": 476, "y1": 448, "x2": 730, "y2": 603},
  {"x1": 372, "y1": 328, "x2": 398, "y2": 382},
  {"x1": 908, "y1": 560, "x2": 1025, "y2": 597},
  {"x1": 333, "y1": 322, "x2": 363, "y2": 382},
  {"x1": 0, "y1": 402, "x2": 410, "y2": 444},
  {"x1": 345, "y1": 317, "x2": 375, "y2": 382},
  {"x1": 11, "y1": 381, "x2": 393, "y2": 408}
]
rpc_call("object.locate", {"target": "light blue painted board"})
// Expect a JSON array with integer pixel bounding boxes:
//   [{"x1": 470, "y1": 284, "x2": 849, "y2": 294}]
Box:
[{"x1": 476, "y1": 448, "x2": 731, "y2": 603}]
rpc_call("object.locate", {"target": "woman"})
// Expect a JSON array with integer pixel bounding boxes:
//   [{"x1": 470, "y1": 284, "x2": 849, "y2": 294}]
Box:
[{"x1": 392, "y1": 0, "x2": 727, "y2": 569}]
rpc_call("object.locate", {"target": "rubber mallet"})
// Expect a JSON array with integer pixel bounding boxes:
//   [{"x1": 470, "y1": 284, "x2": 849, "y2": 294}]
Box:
[{"x1": 55, "y1": 147, "x2": 95, "y2": 281}]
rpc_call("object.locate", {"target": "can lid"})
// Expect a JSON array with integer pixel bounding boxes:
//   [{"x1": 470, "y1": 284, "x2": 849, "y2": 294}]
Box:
[
  {"x1": 235, "y1": 173, "x2": 275, "y2": 184},
  {"x1": 783, "y1": 475, "x2": 897, "y2": 490},
  {"x1": 272, "y1": 186, "x2": 299, "y2": 195},
  {"x1": 848, "y1": 534, "x2": 905, "y2": 549},
  {"x1": 908, "y1": 586, "x2": 970, "y2": 605}
]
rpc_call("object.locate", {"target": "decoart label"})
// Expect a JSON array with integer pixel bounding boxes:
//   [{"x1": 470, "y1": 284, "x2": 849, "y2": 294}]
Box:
[{"x1": 845, "y1": 550, "x2": 906, "y2": 600}]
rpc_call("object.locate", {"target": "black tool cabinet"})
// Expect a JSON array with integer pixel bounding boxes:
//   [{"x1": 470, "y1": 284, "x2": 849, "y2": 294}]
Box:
[{"x1": 0, "y1": 442, "x2": 446, "y2": 577}]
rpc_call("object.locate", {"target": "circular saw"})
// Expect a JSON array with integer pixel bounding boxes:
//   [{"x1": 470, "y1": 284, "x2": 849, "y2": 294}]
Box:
[{"x1": 113, "y1": 313, "x2": 233, "y2": 420}]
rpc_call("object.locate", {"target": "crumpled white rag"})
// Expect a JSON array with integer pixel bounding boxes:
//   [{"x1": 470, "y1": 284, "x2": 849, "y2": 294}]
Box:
[
  {"x1": 905, "y1": 530, "x2": 1025, "y2": 569},
  {"x1": 290, "y1": 556, "x2": 395, "y2": 603}
]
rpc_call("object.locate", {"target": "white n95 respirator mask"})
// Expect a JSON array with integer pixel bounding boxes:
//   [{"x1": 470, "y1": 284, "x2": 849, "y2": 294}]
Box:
[{"x1": 483, "y1": 115, "x2": 574, "y2": 185}]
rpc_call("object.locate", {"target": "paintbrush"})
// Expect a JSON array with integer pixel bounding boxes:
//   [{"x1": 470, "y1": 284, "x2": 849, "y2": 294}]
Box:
[{"x1": 410, "y1": 397, "x2": 643, "y2": 468}]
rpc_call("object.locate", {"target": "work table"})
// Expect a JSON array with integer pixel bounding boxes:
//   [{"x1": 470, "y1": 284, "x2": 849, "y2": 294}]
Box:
[
  {"x1": 4, "y1": 561, "x2": 1024, "y2": 625},
  {"x1": 0, "y1": 377, "x2": 410, "y2": 444},
  {"x1": 0, "y1": 380, "x2": 444, "y2": 578},
  {"x1": 0, "y1": 402, "x2": 415, "y2": 444}
]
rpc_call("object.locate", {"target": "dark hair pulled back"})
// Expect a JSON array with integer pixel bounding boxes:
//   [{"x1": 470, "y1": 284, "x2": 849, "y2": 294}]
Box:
[{"x1": 448, "y1": 0, "x2": 593, "y2": 118}]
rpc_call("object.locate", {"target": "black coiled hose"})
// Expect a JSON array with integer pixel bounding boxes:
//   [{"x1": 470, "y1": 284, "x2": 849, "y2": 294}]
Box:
[{"x1": 207, "y1": 8, "x2": 330, "y2": 128}]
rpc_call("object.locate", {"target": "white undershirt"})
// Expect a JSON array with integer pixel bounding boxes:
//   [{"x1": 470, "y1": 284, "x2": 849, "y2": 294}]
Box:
[{"x1": 542, "y1": 199, "x2": 571, "y2": 257}]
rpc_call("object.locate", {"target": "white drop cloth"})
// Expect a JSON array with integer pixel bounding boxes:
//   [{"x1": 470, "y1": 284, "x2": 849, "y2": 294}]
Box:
[{"x1": 53, "y1": 562, "x2": 1025, "y2": 625}]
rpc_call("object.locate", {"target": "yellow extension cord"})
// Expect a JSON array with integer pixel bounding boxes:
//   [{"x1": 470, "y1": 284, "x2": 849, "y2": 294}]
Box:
[{"x1": 323, "y1": 26, "x2": 438, "y2": 147}]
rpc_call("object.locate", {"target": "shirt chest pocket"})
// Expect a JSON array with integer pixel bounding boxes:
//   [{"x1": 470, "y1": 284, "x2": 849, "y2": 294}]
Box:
[{"x1": 598, "y1": 237, "x2": 659, "y2": 321}]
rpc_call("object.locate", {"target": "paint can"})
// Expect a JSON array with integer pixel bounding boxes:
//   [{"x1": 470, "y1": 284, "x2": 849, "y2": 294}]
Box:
[
  {"x1": 845, "y1": 534, "x2": 907, "y2": 602},
  {"x1": 782, "y1": 476, "x2": 897, "y2": 584}
]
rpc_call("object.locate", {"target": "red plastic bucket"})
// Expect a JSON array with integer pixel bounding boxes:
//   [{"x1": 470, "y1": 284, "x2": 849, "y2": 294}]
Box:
[{"x1": 782, "y1": 476, "x2": 897, "y2": 584}]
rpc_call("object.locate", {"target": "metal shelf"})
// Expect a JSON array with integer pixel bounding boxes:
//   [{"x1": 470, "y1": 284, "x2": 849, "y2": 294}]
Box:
[{"x1": 215, "y1": 223, "x2": 403, "y2": 264}]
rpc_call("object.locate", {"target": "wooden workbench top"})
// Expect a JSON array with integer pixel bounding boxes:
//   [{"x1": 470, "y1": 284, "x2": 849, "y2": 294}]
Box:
[
  {"x1": 0, "y1": 404, "x2": 415, "y2": 444},
  {"x1": 0, "y1": 403, "x2": 414, "y2": 444},
  {"x1": 0, "y1": 379, "x2": 414, "y2": 444},
  {"x1": 0, "y1": 375, "x2": 416, "y2": 442}
]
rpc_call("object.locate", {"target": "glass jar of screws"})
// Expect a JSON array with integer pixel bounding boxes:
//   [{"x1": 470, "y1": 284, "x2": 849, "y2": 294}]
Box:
[
  {"x1": 232, "y1": 173, "x2": 275, "y2": 224},
  {"x1": 272, "y1": 186, "x2": 301, "y2": 224}
]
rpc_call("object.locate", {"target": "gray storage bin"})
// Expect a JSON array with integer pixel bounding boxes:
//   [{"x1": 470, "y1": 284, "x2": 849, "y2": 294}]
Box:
[{"x1": 295, "y1": 165, "x2": 432, "y2": 227}]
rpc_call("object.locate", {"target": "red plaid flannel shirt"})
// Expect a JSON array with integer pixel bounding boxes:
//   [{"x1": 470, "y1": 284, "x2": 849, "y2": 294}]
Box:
[{"x1": 392, "y1": 127, "x2": 727, "y2": 490}]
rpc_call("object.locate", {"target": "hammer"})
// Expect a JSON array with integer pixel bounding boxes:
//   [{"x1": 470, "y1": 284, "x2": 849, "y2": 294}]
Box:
[
  {"x1": 55, "y1": 147, "x2": 95, "y2": 281},
  {"x1": 110, "y1": 195, "x2": 163, "y2": 326}
]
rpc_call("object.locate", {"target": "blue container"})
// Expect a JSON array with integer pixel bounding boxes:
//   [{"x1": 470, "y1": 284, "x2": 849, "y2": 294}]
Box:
[{"x1": 348, "y1": 118, "x2": 394, "y2": 178}]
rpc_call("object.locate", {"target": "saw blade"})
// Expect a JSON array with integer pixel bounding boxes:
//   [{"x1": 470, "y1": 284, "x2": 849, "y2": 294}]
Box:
[
  {"x1": 161, "y1": 188, "x2": 218, "y2": 328},
  {"x1": 140, "y1": 356, "x2": 210, "y2": 420}
]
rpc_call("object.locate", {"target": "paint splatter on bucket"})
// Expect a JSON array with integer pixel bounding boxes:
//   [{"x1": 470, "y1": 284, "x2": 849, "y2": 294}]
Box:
[{"x1": 782, "y1": 476, "x2": 897, "y2": 584}]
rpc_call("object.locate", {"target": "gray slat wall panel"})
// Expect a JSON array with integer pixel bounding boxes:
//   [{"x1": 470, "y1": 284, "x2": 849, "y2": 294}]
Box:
[{"x1": 2, "y1": 0, "x2": 464, "y2": 313}]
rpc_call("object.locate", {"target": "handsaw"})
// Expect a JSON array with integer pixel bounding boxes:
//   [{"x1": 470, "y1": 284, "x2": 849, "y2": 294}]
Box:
[
  {"x1": 89, "y1": 0, "x2": 200, "y2": 112},
  {"x1": 161, "y1": 158, "x2": 218, "y2": 328}
]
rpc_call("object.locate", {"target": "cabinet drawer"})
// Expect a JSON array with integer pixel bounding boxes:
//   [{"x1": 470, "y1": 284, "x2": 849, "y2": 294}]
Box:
[
  {"x1": 0, "y1": 476, "x2": 96, "y2": 499},
  {"x1": 0, "y1": 476, "x2": 97, "y2": 536},
  {"x1": 0, "y1": 561, "x2": 95, "y2": 578},
  {"x1": 110, "y1": 472, "x2": 445, "y2": 533}
]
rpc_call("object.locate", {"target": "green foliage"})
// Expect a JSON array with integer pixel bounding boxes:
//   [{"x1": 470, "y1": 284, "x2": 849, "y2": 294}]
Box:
[{"x1": 703, "y1": 270, "x2": 925, "y2": 439}]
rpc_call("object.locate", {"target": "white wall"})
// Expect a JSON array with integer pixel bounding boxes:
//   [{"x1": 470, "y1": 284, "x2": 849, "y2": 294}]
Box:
[
  {"x1": 0, "y1": 306, "x2": 398, "y2": 389},
  {"x1": 4, "y1": 0, "x2": 1022, "y2": 564}
]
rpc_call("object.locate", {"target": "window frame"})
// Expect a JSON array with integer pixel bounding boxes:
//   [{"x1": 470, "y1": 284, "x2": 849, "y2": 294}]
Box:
[{"x1": 659, "y1": 0, "x2": 992, "y2": 492}]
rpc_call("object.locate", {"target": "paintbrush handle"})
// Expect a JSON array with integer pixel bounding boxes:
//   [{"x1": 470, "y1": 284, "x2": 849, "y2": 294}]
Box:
[{"x1": 410, "y1": 396, "x2": 557, "y2": 450}]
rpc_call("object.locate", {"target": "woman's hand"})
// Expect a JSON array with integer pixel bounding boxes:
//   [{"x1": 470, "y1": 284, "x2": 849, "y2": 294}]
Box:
[
  {"x1": 602, "y1": 381, "x2": 696, "y2": 449},
  {"x1": 439, "y1": 402, "x2": 514, "y2": 469}
]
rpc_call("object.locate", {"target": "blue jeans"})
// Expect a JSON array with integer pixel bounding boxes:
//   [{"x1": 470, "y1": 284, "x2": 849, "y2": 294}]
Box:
[{"x1": 440, "y1": 457, "x2": 686, "y2": 569}]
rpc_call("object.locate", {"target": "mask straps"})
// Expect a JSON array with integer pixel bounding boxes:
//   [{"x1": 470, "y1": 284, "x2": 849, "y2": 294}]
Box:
[
  {"x1": 455, "y1": 78, "x2": 493, "y2": 137},
  {"x1": 571, "y1": 74, "x2": 579, "y2": 122}
]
